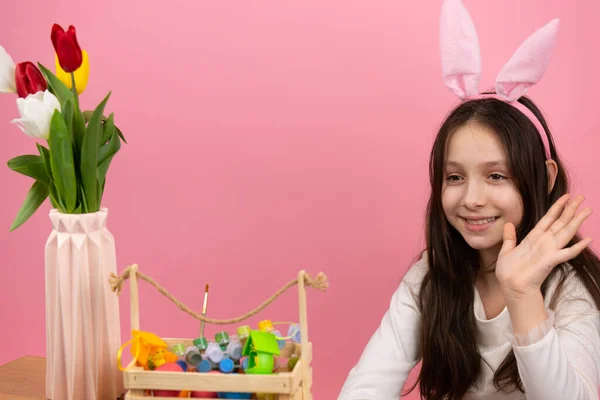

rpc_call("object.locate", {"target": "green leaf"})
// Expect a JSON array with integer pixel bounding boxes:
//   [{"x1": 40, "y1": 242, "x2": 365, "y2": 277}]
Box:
[
  {"x1": 48, "y1": 181, "x2": 63, "y2": 211},
  {"x1": 7, "y1": 155, "x2": 50, "y2": 185},
  {"x1": 83, "y1": 110, "x2": 127, "y2": 144},
  {"x1": 97, "y1": 154, "x2": 114, "y2": 194},
  {"x1": 37, "y1": 63, "x2": 74, "y2": 110},
  {"x1": 96, "y1": 180, "x2": 102, "y2": 209},
  {"x1": 48, "y1": 110, "x2": 77, "y2": 212},
  {"x1": 36, "y1": 144, "x2": 62, "y2": 209},
  {"x1": 79, "y1": 185, "x2": 89, "y2": 213},
  {"x1": 62, "y1": 100, "x2": 76, "y2": 165},
  {"x1": 115, "y1": 125, "x2": 127, "y2": 144},
  {"x1": 81, "y1": 92, "x2": 111, "y2": 212},
  {"x1": 97, "y1": 155, "x2": 113, "y2": 206},
  {"x1": 100, "y1": 113, "x2": 116, "y2": 145},
  {"x1": 73, "y1": 108, "x2": 86, "y2": 156},
  {"x1": 62, "y1": 99, "x2": 74, "y2": 136},
  {"x1": 9, "y1": 180, "x2": 49, "y2": 231},
  {"x1": 98, "y1": 131, "x2": 121, "y2": 166},
  {"x1": 71, "y1": 109, "x2": 85, "y2": 198},
  {"x1": 36, "y1": 144, "x2": 52, "y2": 178},
  {"x1": 49, "y1": 195, "x2": 58, "y2": 209}
]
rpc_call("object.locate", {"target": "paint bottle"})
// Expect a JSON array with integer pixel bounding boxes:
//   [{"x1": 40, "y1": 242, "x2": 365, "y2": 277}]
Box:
[
  {"x1": 225, "y1": 339, "x2": 242, "y2": 363},
  {"x1": 185, "y1": 346, "x2": 203, "y2": 366},
  {"x1": 287, "y1": 324, "x2": 301, "y2": 343},
  {"x1": 215, "y1": 331, "x2": 230, "y2": 351},
  {"x1": 205, "y1": 341, "x2": 225, "y2": 364},
  {"x1": 236, "y1": 325, "x2": 251, "y2": 347}
]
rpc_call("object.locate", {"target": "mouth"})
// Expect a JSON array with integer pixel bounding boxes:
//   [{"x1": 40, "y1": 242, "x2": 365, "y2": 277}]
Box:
[{"x1": 460, "y1": 216, "x2": 499, "y2": 231}]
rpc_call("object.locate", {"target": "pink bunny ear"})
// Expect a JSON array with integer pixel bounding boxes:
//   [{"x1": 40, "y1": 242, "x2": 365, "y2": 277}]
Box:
[
  {"x1": 496, "y1": 18, "x2": 560, "y2": 101},
  {"x1": 439, "y1": 0, "x2": 481, "y2": 99}
]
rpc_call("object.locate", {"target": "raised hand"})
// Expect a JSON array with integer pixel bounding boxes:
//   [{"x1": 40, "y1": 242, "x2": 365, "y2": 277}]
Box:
[{"x1": 495, "y1": 194, "x2": 593, "y2": 299}]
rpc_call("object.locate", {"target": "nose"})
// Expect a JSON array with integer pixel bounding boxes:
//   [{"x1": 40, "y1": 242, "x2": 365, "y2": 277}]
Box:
[{"x1": 462, "y1": 180, "x2": 486, "y2": 209}]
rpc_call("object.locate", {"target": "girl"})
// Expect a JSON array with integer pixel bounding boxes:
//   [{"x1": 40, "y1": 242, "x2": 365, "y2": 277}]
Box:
[{"x1": 337, "y1": 1, "x2": 600, "y2": 399}]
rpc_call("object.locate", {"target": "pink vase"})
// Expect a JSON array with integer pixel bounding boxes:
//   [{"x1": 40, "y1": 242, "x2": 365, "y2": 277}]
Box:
[{"x1": 45, "y1": 208, "x2": 124, "y2": 400}]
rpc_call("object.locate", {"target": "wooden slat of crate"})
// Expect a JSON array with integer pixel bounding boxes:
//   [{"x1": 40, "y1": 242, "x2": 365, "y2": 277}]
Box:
[
  {"x1": 126, "y1": 367, "x2": 293, "y2": 393},
  {"x1": 125, "y1": 394, "x2": 255, "y2": 400},
  {"x1": 126, "y1": 394, "x2": 252, "y2": 400},
  {"x1": 290, "y1": 343, "x2": 311, "y2": 390}
]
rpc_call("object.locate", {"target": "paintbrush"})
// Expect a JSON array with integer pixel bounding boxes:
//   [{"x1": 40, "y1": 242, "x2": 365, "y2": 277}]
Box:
[{"x1": 200, "y1": 284, "x2": 209, "y2": 338}]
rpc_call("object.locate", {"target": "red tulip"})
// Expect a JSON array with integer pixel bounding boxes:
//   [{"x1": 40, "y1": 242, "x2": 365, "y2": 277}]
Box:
[
  {"x1": 51, "y1": 24, "x2": 82, "y2": 73},
  {"x1": 15, "y1": 62, "x2": 47, "y2": 98}
]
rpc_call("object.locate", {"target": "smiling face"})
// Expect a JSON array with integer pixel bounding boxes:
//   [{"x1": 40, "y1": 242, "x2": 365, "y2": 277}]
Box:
[{"x1": 442, "y1": 122, "x2": 524, "y2": 264}]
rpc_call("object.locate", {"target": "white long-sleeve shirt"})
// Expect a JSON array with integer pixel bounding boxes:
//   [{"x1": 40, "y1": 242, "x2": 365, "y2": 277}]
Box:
[{"x1": 337, "y1": 253, "x2": 600, "y2": 399}]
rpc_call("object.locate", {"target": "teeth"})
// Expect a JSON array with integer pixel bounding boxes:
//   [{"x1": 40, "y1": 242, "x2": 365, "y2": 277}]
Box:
[{"x1": 466, "y1": 217, "x2": 496, "y2": 225}]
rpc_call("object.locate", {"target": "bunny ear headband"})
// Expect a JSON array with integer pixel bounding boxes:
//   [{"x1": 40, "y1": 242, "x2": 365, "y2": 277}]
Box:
[{"x1": 439, "y1": 0, "x2": 559, "y2": 159}]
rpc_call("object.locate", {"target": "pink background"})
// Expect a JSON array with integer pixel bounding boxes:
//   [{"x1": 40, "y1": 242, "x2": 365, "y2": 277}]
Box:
[{"x1": 1, "y1": 0, "x2": 599, "y2": 398}]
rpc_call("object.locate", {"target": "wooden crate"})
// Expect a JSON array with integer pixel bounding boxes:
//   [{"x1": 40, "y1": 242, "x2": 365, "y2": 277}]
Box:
[{"x1": 121, "y1": 265, "x2": 314, "y2": 400}]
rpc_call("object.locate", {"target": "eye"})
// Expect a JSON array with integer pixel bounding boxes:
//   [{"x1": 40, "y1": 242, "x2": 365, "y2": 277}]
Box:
[
  {"x1": 489, "y1": 173, "x2": 506, "y2": 181},
  {"x1": 445, "y1": 174, "x2": 463, "y2": 183}
]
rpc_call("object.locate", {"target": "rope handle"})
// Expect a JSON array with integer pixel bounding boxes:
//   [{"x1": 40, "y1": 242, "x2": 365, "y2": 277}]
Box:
[{"x1": 109, "y1": 265, "x2": 329, "y2": 325}]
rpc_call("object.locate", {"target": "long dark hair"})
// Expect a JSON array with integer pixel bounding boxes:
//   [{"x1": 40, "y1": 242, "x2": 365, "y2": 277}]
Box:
[{"x1": 406, "y1": 95, "x2": 600, "y2": 399}]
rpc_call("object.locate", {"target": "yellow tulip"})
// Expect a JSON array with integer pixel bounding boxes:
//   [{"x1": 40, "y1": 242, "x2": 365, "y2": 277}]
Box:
[{"x1": 55, "y1": 49, "x2": 89, "y2": 94}]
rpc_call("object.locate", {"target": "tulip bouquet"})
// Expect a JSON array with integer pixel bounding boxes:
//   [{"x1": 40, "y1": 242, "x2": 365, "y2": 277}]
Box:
[{"x1": 3, "y1": 24, "x2": 126, "y2": 231}]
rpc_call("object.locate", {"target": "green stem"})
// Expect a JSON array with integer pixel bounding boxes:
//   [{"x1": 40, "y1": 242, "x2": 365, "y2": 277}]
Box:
[
  {"x1": 70, "y1": 72, "x2": 79, "y2": 109},
  {"x1": 69, "y1": 72, "x2": 83, "y2": 214}
]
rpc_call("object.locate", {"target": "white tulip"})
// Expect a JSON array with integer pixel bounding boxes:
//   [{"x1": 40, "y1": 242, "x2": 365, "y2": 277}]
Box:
[
  {"x1": 11, "y1": 90, "x2": 61, "y2": 139},
  {"x1": 0, "y1": 45, "x2": 16, "y2": 93}
]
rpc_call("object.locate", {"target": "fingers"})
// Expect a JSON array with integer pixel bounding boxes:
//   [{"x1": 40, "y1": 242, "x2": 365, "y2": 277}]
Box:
[
  {"x1": 549, "y1": 194, "x2": 585, "y2": 235},
  {"x1": 500, "y1": 222, "x2": 517, "y2": 254},
  {"x1": 554, "y1": 237, "x2": 593, "y2": 266},
  {"x1": 555, "y1": 207, "x2": 593, "y2": 248},
  {"x1": 536, "y1": 193, "x2": 571, "y2": 232}
]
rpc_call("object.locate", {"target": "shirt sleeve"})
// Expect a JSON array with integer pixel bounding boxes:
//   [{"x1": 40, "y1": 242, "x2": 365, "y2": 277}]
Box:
[
  {"x1": 337, "y1": 259, "x2": 425, "y2": 400},
  {"x1": 510, "y1": 274, "x2": 600, "y2": 400}
]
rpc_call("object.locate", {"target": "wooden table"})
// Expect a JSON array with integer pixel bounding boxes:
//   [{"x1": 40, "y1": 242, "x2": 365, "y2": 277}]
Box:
[
  {"x1": 0, "y1": 356, "x2": 46, "y2": 399},
  {"x1": 0, "y1": 358, "x2": 126, "y2": 399}
]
